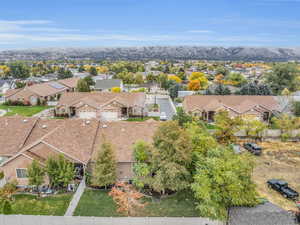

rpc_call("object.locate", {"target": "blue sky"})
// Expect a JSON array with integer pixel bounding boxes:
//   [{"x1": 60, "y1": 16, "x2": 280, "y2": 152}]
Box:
[{"x1": 0, "y1": 0, "x2": 300, "y2": 49}]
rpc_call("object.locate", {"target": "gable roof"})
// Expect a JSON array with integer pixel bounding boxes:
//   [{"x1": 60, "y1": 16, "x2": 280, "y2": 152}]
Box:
[
  {"x1": 229, "y1": 202, "x2": 297, "y2": 225},
  {"x1": 92, "y1": 120, "x2": 160, "y2": 162},
  {"x1": 0, "y1": 117, "x2": 38, "y2": 156},
  {"x1": 183, "y1": 95, "x2": 280, "y2": 114},
  {"x1": 57, "y1": 77, "x2": 80, "y2": 88},
  {"x1": 58, "y1": 92, "x2": 146, "y2": 109},
  {"x1": 95, "y1": 79, "x2": 122, "y2": 90}
]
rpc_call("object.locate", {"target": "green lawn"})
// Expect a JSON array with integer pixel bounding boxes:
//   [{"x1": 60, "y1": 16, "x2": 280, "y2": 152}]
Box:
[
  {"x1": 0, "y1": 105, "x2": 51, "y2": 117},
  {"x1": 11, "y1": 193, "x2": 73, "y2": 216},
  {"x1": 74, "y1": 189, "x2": 199, "y2": 217},
  {"x1": 126, "y1": 117, "x2": 159, "y2": 122}
]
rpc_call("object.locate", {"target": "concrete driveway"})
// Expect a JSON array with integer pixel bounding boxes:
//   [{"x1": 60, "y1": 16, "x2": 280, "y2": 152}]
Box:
[{"x1": 155, "y1": 97, "x2": 176, "y2": 120}]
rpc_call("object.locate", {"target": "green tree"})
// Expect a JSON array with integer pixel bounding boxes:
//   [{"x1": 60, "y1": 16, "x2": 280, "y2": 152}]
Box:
[
  {"x1": 46, "y1": 155, "x2": 75, "y2": 189},
  {"x1": 58, "y1": 68, "x2": 73, "y2": 79},
  {"x1": 76, "y1": 79, "x2": 90, "y2": 92},
  {"x1": 242, "y1": 117, "x2": 267, "y2": 141},
  {"x1": 191, "y1": 147, "x2": 258, "y2": 220},
  {"x1": 214, "y1": 110, "x2": 243, "y2": 144},
  {"x1": 78, "y1": 65, "x2": 85, "y2": 72},
  {"x1": 226, "y1": 72, "x2": 247, "y2": 87},
  {"x1": 15, "y1": 81, "x2": 26, "y2": 89},
  {"x1": 265, "y1": 63, "x2": 300, "y2": 94},
  {"x1": 91, "y1": 142, "x2": 117, "y2": 188},
  {"x1": 172, "y1": 107, "x2": 193, "y2": 127},
  {"x1": 150, "y1": 121, "x2": 192, "y2": 194},
  {"x1": 27, "y1": 160, "x2": 45, "y2": 194},
  {"x1": 272, "y1": 114, "x2": 300, "y2": 141},
  {"x1": 89, "y1": 66, "x2": 98, "y2": 76},
  {"x1": 8, "y1": 62, "x2": 30, "y2": 78},
  {"x1": 83, "y1": 76, "x2": 95, "y2": 86}
]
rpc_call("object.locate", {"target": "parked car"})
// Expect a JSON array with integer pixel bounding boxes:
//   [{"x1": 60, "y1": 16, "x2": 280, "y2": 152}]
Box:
[
  {"x1": 267, "y1": 179, "x2": 299, "y2": 200},
  {"x1": 243, "y1": 142, "x2": 262, "y2": 155},
  {"x1": 160, "y1": 112, "x2": 167, "y2": 121}
]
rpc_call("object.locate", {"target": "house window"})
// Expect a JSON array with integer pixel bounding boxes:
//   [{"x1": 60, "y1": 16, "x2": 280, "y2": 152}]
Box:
[{"x1": 16, "y1": 169, "x2": 28, "y2": 178}]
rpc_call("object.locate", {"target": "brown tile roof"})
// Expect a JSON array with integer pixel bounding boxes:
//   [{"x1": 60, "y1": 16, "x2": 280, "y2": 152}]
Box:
[
  {"x1": 0, "y1": 117, "x2": 159, "y2": 166},
  {"x1": 0, "y1": 117, "x2": 38, "y2": 156},
  {"x1": 57, "y1": 77, "x2": 80, "y2": 88},
  {"x1": 92, "y1": 120, "x2": 160, "y2": 162},
  {"x1": 4, "y1": 88, "x2": 22, "y2": 98},
  {"x1": 58, "y1": 92, "x2": 146, "y2": 108},
  {"x1": 183, "y1": 95, "x2": 280, "y2": 113}
]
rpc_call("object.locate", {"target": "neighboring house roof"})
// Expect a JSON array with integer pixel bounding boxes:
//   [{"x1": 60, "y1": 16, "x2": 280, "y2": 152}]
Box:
[
  {"x1": 57, "y1": 77, "x2": 80, "y2": 89},
  {"x1": 57, "y1": 92, "x2": 146, "y2": 109},
  {"x1": 92, "y1": 120, "x2": 160, "y2": 162},
  {"x1": 229, "y1": 202, "x2": 297, "y2": 225},
  {"x1": 4, "y1": 78, "x2": 79, "y2": 99},
  {"x1": 183, "y1": 95, "x2": 280, "y2": 114},
  {"x1": 95, "y1": 79, "x2": 122, "y2": 90}
]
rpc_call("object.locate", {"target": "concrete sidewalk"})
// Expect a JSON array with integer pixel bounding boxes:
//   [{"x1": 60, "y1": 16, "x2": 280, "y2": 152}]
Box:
[{"x1": 0, "y1": 215, "x2": 224, "y2": 225}]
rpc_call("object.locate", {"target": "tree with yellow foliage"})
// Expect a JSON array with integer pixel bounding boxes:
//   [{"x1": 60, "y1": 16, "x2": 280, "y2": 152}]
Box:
[
  {"x1": 111, "y1": 87, "x2": 121, "y2": 93},
  {"x1": 168, "y1": 74, "x2": 182, "y2": 83},
  {"x1": 188, "y1": 72, "x2": 208, "y2": 90},
  {"x1": 188, "y1": 80, "x2": 201, "y2": 91}
]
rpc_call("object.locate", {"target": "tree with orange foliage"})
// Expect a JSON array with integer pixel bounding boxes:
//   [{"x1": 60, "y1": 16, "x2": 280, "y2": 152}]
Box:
[
  {"x1": 109, "y1": 182, "x2": 146, "y2": 216},
  {"x1": 188, "y1": 79, "x2": 201, "y2": 91}
]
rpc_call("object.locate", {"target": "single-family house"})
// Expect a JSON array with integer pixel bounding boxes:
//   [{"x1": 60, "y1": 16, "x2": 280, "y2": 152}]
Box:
[
  {"x1": 94, "y1": 79, "x2": 123, "y2": 92},
  {"x1": 55, "y1": 92, "x2": 146, "y2": 120},
  {"x1": 0, "y1": 117, "x2": 159, "y2": 186},
  {"x1": 4, "y1": 77, "x2": 80, "y2": 105},
  {"x1": 183, "y1": 95, "x2": 280, "y2": 122}
]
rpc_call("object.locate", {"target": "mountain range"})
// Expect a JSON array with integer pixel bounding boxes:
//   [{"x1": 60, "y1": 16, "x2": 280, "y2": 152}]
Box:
[{"x1": 1, "y1": 46, "x2": 300, "y2": 61}]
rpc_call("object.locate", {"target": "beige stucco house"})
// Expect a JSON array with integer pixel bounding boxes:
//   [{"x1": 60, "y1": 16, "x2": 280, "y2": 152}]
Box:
[
  {"x1": 0, "y1": 117, "x2": 159, "y2": 187},
  {"x1": 55, "y1": 92, "x2": 146, "y2": 121},
  {"x1": 4, "y1": 77, "x2": 79, "y2": 105},
  {"x1": 183, "y1": 95, "x2": 280, "y2": 122}
]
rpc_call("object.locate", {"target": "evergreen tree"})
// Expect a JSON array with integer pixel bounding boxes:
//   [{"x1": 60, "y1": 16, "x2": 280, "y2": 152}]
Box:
[
  {"x1": 89, "y1": 66, "x2": 98, "y2": 76},
  {"x1": 91, "y1": 142, "x2": 117, "y2": 188}
]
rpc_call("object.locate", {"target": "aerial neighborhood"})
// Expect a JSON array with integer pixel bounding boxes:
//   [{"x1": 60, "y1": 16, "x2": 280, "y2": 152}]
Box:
[{"x1": 0, "y1": 58, "x2": 299, "y2": 225}]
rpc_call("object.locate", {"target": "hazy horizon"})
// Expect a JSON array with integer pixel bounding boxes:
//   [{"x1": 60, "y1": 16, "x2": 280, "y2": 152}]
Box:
[{"x1": 1, "y1": 0, "x2": 300, "y2": 49}]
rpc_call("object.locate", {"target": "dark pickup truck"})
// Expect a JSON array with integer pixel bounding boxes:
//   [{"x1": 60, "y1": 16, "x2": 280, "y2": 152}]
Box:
[
  {"x1": 243, "y1": 142, "x2": 262, "y2": 155},
  {"x1": 267, "y1": 179, "x2": 299, "y2": 200}
]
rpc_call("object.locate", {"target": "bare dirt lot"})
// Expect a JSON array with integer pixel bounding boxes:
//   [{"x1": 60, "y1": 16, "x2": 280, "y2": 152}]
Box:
[{"x1": 251, "y1": 141, "x2": 300, "y2": 211}]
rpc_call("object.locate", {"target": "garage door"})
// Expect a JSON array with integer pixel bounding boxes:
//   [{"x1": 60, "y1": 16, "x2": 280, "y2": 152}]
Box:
[
  {"x1": 79, "y1": 111, "x2": 97, "y2": 119},
  {"x1": 101, "y1": 111, "x2": 118, "y2": 121}
]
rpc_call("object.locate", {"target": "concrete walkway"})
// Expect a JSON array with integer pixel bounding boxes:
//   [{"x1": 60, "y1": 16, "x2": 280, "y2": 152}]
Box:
[
  {"x1": 64, "y1": 178, "x2": 86, "y2": 216},
  {"x1": 0, "y1": 215, "x2": 224, "y2": 225},
  {"x1": 32, "y1": 108, "x2": 54, "y2": 118}
]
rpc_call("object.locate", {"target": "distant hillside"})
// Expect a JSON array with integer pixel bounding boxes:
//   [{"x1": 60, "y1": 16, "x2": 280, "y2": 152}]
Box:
[{"x1": 1, "y1": 46, "x2": 300, "y2": 61}]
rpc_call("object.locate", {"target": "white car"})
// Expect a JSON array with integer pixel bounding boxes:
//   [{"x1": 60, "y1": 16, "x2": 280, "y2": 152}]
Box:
[{"x1": 160, "y1": 112, "x2": 167, "y2": 121}]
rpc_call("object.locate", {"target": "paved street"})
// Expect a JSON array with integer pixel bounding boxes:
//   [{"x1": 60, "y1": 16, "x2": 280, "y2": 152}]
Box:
[
  {"x1": 0, "y1": 215, "x2": 224, "y2": 225},
  {"x1": 156, "y1": 97, "x2": 176, "y2": 120}
]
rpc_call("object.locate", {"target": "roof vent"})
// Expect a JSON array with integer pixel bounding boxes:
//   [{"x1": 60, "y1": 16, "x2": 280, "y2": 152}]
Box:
[
  {"x1": 42, "y1": 125, "x2": 47, "y2": 129},
  {"x1": 102, "y1": 124, "x2": 108, "y2": 128},
  {"x1": 86, "y1": 120, "x2": 91, "y2": 125},
  {"x1": 23, "y1": 119, "x2": 28, "y2": 123}
]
